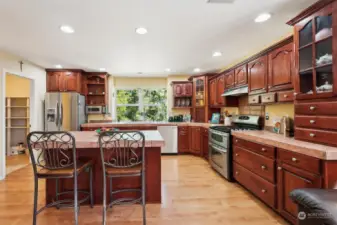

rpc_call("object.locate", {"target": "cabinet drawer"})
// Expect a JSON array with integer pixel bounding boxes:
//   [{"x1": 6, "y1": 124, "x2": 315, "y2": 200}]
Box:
[
  {"x1": 277, "y1": 91, "x2": 294, "y2": 102},
  {"x1": 295, "y1": 115, "x2": 337, "y2": 130},
  {"x1": 234, "y1": 163, "x2": 276, "y2": 208},
  {"x1": 295, "y1": 127, "x2": 337, "y2": 147},
  {"x1": 202, "y1": 128, "x2": 208, "y2": 136},
  {"x1": 277, "y1": 148, "x2": 320, "y2": 174},
  {"x1": 248, "y1": 95, "x2": 260, "y2": 104},
  {"x1": 261, "y1": 93, "x2": 276, "y2": 104},
  {"x1": 233, "y1": 146, "x2": 275, "y2": 183},
  {"x1": 178, "y1": 126, "x2": 188, "y2": 131},
  {"x1": 233, "y1": 137, "x2": 275, "y2": 159},
  {"x1": 295, "y1": 102, "x2": 337, "y2": 115}
]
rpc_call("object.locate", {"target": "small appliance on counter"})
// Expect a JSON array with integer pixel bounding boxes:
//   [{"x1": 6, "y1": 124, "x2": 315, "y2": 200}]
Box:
[
  {"x1": 211, "y1": 113, "x2": 220, "y2": 124},
  {"x1": 208, "y1": 115, "x2": 262, "y2": 181},
  {"x1": 168, "y1": 114, "x2": 184, "y2": 122}
]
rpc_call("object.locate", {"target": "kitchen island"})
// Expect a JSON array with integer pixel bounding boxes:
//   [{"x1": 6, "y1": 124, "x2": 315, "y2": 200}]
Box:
[{"x1": 45, "y1": 131, "x2": 164, "y2": 205}]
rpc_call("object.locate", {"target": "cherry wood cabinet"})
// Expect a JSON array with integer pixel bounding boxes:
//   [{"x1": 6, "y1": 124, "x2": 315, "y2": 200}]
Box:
[
  {"x1": 189, "y1": 127, "x2": 201, "y2": 155},
  {"x1": 216, "y1": 75, "x2": 225, "y2": 105},
  {"x1": 46, "y1": 70, "x2": 82, "y2": 93},
  {"x1": 268, "y1": 42, "x2": 295, "y2": 92},
  {"x1": 234, "y1": 64, "x2": 248, "y2": 87},
  {"x1": 201, "y1": 128, "x2": 209, "y2": 160},
  {"x1": 248, "y1": 55, "x2": 268, "y2": 95},
  {"x1": 191, "y1": 75, "x2": 210, "y2": 123},
  {"x1": 209, "y1": 79, "x2": 217, "y2": 106},
  {"x1": 225, "y1": 71, "x2": 235, "y2": 89},
  {"x1": 173, "y1": 82, "x2": 193, "y2": 97},
  {"x1": 178, "y1": 126, "x2": 190, "y2": 154}
]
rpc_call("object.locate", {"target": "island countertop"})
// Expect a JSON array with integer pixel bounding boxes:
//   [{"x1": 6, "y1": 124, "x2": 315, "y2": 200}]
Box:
[
  {"x1": 232, "y1": 130, "x2": 337, "y2": 160},
  {"x1": 70, "y1": 130, "x2": 165, "y2": 148},
  {"x1": 81, "y1": 122, "x2": 221, "y2": 129}
]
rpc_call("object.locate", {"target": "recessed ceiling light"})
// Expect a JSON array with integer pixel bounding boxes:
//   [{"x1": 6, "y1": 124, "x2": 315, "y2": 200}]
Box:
[
  {"x1": 55, "y1": 64, "x2": 62, "y2": 69},
  {"x1": 255, "y1": 13, "x2": 271, "y2": 23},
  {"x1": 213, "y1": 51, "x2": 222, "y2": 57},
  {"x1": 135, "y1": 27, "x2": 148, "y2": 35},
  {"x1": 193, "y1": 68, "x2": 201, "y2": 73},
  {"x1": 165, "y1": 68, "x2": 171, "y2": 72},
  {"x1": 60, "y1": 25, "x2": 75, "y2": 34},
  {"x1": 99, "y1": 68, "x2": 106, "y2": 72}
]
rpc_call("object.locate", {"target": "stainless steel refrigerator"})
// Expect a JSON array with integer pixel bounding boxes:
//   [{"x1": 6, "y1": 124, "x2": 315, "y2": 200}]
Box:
[{"x1": 45, "y1": 92, "x2": 86, "y2": 131}]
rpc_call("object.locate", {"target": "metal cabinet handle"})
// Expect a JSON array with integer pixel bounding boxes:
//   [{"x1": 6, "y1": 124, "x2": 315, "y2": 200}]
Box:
[
  {"x1": 235, "y1": 153, "x2": 239, "y2": 157},
  {"x1": 310, "y1": 120, "x2": 315, "y2": 124},
  {"x1": 283, "y1": 94, "x2": 288, "y2": 98},
  {"x1": 277, "y1": 166, "x2": 282, "y2": 170},
  {"x1": 261, "y1": 165, "x2": 267, "y2": 170},
  {"x1": 235, "y1": 171, "x2": 239, "y2": 175},
  {"x1": 292, "y1": 157, "x2": 297, "y2": 162},
  {"x1": 235, "y1": 139, "x2": 238, "y2": 143},
  {"x1": 310, "y1": 133, "x2": 316, "y2": 137},
  {"x1": 310, "y1": 106, "x2": 316, "y2": 111},
  {"x1": 261, "y1": 189, "x2": 266, "y2": 193},
  {"x1": 294, "y1": 92, "x2": 298, "y2": 96},
  {"x1": 261, "y1": 148, "x2": 266, "y2": 152}
]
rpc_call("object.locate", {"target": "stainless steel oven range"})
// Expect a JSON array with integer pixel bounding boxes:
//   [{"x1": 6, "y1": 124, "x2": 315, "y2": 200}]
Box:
[{"x1": 209, "y1": 115, "x2": 261, "y2": 181}]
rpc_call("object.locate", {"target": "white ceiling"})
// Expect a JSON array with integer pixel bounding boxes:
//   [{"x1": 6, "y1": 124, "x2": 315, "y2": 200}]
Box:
[{"x1": 0, "y1": 0, "x2": 317, "y2": 77}]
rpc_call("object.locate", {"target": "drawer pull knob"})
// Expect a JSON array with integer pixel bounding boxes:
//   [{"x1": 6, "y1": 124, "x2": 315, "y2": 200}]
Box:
[
  {"x1": 277, "y1": 167, "x2": 282, "y2": 170},
  {"x1": 261, "y1": 189, "x2": 266, "y2": 193},
  {"x1": 310, "y1": 133, "x2": 316, "y2": 137},
  {"x1": 292, "y1": 157, "x2": 297, "y2": 162},
  {"x1": 294, "y1": 92, "x2": 298, "y2": 96},
  {"x1": 235, "y1": 171, "x2": 239, "y2": 175},
  {"x1": 261, "y1": 148, "x2": 266, "y2": 152},
  {"x1": 235, "y1": 140, "x2": 238, "y2": 143},
  {"x1": 267, "y1": 97, "x2": 270, "y2": 100},
  {"x1": 283, "y1": 94, "x2": 288, "y2": 98},
  {"x1": 261, "y1": 165, "x2": 267, "y2": 170},
  {"x1": 310, "y1": 120, "x2": 315, "y2": 124},
  {"x1": 235, "y1": 153, "x2": 239, "y2": 157},
  {"x1": 310, "y1": 106, "x2": 316, "y2": 111}
]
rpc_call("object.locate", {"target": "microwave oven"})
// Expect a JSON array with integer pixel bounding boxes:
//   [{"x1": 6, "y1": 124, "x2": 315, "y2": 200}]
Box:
[{"x1": 86, "y1": 106, "x2": 106, "y2": 114}]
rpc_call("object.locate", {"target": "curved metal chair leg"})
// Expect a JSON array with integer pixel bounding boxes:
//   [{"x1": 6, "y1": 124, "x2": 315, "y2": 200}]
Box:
[
  {"x1": 142, "y1": 174, "x2": 146, "y2": 225},
  {"x1": 33, "y1": 177, "x2": 38, "y2": 225},
  {"x1": 102, "y1": 175, "x2": 107, "y2": 225},
  {"x1": 74, "y1": 174, "x2": 78, "y2": 225},
  {"x1": 55, "y1": 178, "x2": 60, "y2": 209},
  {"x1": 89, "y1": 166, "x2": 94, "y2": 208}
]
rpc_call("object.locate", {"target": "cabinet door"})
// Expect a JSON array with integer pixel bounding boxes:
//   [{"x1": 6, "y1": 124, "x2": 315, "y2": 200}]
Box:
[
  {"x1": 63, "y1": 72, "x2": 78, "y2": 92},
  {"x1": 277, "y1": 163, "x2": 322, "y2": 224},
  {"x1": 225, "y1": 71, "x2": 235, "y2": 89},
  {"x1": 209, "y1": 79, "x2": 217, "y2": 106},
  {"x1": 268, "y1": 42, "x2": 294, "y2": 92},
  {"x1": 216, "y1": 75, "x2": 225, "y2": 105},
  {"x1": 174, "y1": 84, "x2": 183, "y2": 97},
  {"x1": 248, "y1": 55, "x2": 268, "y2": 94},
  {"x1": 183, "y1": 83, "x2": 193, "y2": 97},
  {"x1": 202, "y1": 129, "x2": 209, "y2": 160},
  {"x1": 235, "y1": 64, "x2": 248, "y2": 87},
  {"x1": 195, "y1": 107, "x2": 205, "y2": 123},
  {"x1": 190, "y1": 127, "x2": 201, "y2": 155},
  {"x1": 47, "y1": 72, "x2": 62, "y2": 92},
  {"x1": 178, "y1": 127, "x2": 189, "y2": 153}
]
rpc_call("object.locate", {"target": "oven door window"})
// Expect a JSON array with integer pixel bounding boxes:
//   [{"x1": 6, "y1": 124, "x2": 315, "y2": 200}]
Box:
[
  {"x1": 210, "y1": 132, "x2": 227, "y2": 145},
  {"x1": 210, "y1": 145, "x2": 227, "y2": 169}
]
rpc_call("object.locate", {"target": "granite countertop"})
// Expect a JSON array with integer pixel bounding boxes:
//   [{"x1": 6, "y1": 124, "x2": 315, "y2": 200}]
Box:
[
  {"x1": 231, "y1": 130, "x2": 337, "y2": 160},
  {"x1": 70, "y1": 131, "x2": 165, "y2": 149},
  {"x1": 81, "y1": 122, "x2": 221, "y2": 128}
]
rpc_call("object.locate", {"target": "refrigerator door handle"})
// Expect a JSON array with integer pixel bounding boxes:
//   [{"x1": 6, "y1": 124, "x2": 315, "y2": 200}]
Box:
[
  {"x1": 56, "y1": 102, "x2": 59, "y2": 127},
  {"x1": 60, "y1": 103, "x2": 64, "y2": 126}
]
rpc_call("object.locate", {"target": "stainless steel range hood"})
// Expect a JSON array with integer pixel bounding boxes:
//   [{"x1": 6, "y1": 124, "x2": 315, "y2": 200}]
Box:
[{"x1": 221, "y1": 86, "x2": 248, "y2": 97}]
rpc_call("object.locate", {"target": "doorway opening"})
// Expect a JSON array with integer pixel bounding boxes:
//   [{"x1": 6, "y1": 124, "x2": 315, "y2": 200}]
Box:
[{"x1": 4, "y1": 73, "x2": 33, "y2": 175}]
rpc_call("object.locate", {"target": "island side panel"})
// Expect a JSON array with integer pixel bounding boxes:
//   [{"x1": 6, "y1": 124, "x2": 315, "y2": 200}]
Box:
[{"x1": 45, "y1": 147, "x2": 162, "y2": 205}]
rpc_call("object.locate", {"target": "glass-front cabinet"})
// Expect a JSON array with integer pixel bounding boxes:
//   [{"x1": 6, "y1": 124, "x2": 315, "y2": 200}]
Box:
[
  {"x1": 294, "y1": 4, "x2": 336, "y2": 99},
  {"x1": 194, "y1": 77, "x2": 205, "y2": 107}
]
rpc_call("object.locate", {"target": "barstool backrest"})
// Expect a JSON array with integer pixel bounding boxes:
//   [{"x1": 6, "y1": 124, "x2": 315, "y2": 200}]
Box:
[
  {"x1": 99, "y1": 131, "x2": 145, "y2": 168},
  {"x1": 27, "y1": 131, "x2": 77, "y2": 171}
]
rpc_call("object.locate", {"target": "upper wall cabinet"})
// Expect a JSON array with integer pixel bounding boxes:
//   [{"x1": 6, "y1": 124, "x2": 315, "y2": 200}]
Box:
[
  {"x1": 46, "y1": 70, "x2": 82, "y2": 93},
  {"x1": 292, "y1": 1, "x2": 337, "y2": 100},
  {"x1": 248, "y1": 55, "x2": 268, "y2": 95},
  {"x1": 268, "y1": 42, "x2": 295, "y2": 92},
  {"x1": 225, "y1": 71, "x2": 235, "y2": 89},
  {"x1": 173, "y1": 82, "x2": 193, "y2": 97},
  {"x1": 234, "y1": 64, "x2": 248, "y2": 87},
  {"x1": 216, "y1": 75, "x2": 225, "y2": 105}
]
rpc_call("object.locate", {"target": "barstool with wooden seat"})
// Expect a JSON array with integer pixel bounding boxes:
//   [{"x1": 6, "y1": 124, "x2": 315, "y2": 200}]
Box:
[
  {"x1": 27, "y1": 131, "x2": 94, "y2": 225},
  {"x1": 99, "y1": 131, "x2": 146, "y2": 225}
]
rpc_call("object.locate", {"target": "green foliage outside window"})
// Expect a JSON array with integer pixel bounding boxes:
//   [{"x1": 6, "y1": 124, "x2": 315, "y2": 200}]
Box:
[{"x1": 116, "y1": 89, "x2": 167, "y2": 122}]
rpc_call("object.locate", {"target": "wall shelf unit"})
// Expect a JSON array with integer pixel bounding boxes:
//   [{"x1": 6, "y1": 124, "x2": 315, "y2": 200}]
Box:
[{"x1": 5, "y1": 97, "x2": 30, "y2": 156}]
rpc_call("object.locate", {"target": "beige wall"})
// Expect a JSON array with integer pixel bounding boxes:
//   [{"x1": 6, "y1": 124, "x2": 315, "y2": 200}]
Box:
[
  {"x1": 265, "y1": 103, "x2": 294, "y2": 127},
  {"x1": 6, "y1": 74, "x2": 31, "y2": 97}
]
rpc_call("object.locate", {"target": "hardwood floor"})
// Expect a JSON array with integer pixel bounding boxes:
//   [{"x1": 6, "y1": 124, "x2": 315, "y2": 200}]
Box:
[
  {"x1": 6, "y1": 153, "x2": 30, "y2": 175},
  {"x1": 0, "y1": 155, "x2": 288, "y2": 225}
]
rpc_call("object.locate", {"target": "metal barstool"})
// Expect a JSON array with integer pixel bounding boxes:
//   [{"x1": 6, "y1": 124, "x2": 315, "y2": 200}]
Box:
[
  {"x1": 27, "y1": 131, "x2": 94, "y2": 225},
  {"x1": 99, "y1": 131, "x2": 146, "y2": 225}
]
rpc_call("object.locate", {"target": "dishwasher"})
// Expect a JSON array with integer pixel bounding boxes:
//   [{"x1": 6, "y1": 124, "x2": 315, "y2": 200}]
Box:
[{"x1": 157, "y1": 126, "x2": 178, "y2": 154}]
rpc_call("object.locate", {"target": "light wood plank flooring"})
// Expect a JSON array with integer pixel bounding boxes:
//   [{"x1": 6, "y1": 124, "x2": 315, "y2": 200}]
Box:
[
  {"x1": 0, "y1": 155, "x2": 288, "y2": 225},
  {"x1": 6, "y1": 153, "x2": 30, "y2": 175}
]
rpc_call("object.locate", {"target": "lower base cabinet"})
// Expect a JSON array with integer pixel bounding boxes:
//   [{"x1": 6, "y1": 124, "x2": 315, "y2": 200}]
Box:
[
  {"x1": 178, "y1": 126, "x2": 190, "y2": 153},
  {"x1": 233, "y1": 136, "x2": 327, "y2": 225},
  {"x1": 201, "y1": 128, "x2": 209, "y2": 160}
]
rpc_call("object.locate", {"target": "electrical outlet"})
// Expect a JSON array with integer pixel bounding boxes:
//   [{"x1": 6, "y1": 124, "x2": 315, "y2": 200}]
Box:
[{"x1": 266, "y1": 112, "x2": 269, "y2": 120}]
